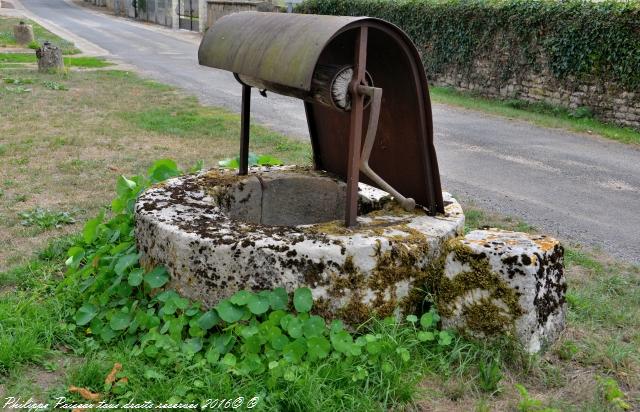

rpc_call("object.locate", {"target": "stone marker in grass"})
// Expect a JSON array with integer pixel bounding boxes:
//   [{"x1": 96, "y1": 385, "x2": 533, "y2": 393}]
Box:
[
  {"x1": 441, "y1": 229, "x2": 566, "y2": 353},
  {"x1": 36, "y1": 41, "x2": 64, "y2": 72},
  {"x1": 13, "y1": 21, "x2": 34, "y2": 45}
]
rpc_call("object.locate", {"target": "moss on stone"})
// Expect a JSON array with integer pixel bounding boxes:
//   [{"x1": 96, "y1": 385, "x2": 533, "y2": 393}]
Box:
[{"x1": 433, "y1": 240, "x2": 524, "y2": 336}]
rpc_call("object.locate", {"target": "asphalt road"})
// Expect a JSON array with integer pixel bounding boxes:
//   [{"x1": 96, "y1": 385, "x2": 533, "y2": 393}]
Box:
[{"x1": 15, "y1": 0, "x2": 640, "y2": 263}]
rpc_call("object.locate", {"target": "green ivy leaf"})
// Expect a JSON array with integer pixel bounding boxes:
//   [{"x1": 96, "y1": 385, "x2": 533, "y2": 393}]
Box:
[
  {"x1": 144, "y1": 267, "x2": 169, "y2": 289},
  {"x1": 110, "y1": 312, "x2": 131, "y2": 331},
  {"x1": 74, "y1": 303, "x2": 98, "y2": 326},
  {"x1": 293, "y1": 288, "x2": 313, "y2": 313},
  {"x1": 215, "y1": 300, "x2": 245, "y2": 323},
  {"x1": 197, "y1": 310, "x2": 220, "y2": 330}
]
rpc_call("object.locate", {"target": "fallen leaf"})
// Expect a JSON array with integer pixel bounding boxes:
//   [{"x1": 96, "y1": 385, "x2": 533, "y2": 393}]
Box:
[
  {"x1": 105, "y1": 362, "x2": 122, "y2": 385},
  {"x1": 68, "y1": 386, "x2": 100, "y2": 401}
]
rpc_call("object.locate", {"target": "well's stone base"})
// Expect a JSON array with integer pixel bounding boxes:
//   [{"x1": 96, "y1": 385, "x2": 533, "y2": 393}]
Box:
[
  {"x1": 440, "y1": 229, "x2": 566, "y2": 353},
  {"x1": 135, "y1": 167, "x2": 465, "y2": 324}
]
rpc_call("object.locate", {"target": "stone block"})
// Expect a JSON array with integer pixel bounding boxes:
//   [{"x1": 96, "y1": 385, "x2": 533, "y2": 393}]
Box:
[
  {"x1": 439, "y1": 229, "x2": 566, "y2": 353},
  {"x1": 13, "y1": 21, "x2": 34, "y2": 45}
]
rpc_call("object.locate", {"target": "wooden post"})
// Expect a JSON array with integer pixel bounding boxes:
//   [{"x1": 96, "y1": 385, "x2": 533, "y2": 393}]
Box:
[
  {"x1": 345, "y1": 26, "x2": 368, "y2": 227},
  {"x1": 239, "y1": 84, "x2": 251, "y2": 175}
]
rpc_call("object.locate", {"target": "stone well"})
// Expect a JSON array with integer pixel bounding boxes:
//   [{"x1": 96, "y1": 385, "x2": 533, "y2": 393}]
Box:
[{"x1": 135, "y1": 166, "x2": 465, "y2": 323}]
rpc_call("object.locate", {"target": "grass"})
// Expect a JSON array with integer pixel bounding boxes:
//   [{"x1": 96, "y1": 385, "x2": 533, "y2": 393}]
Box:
[
  {"x1": 1, "y1": 54, "x2": 638, "y2": 409},
  {"x1": 0, "y1": 17, "x2": 80, "y2": 54},
  {"x1": 0, "y1": 53, "x2": 112, "y2": 68},
  {"x1": 430, "y1": 86, "x2": 640, "y2": 145}
]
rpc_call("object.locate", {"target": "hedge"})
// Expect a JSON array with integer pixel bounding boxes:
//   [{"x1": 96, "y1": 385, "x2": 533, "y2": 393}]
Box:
[{"x1": 297, "y1": 0, "x2": 640, "y2": 90}]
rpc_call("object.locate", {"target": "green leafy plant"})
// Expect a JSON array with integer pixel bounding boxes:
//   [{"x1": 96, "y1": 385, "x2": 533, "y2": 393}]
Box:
[
  {"x1": 596, "y1": 376, "x2": 631, "y2": 410},
  {"x1": 515, "y1": 384, "x2": 559, "y2": 412},
  {"x1": 43, "y1": 80, "x2": 68, "y2": 91},
  {"x1": 4, "y1": 85, "x2": 31, "y2": 93},
  {"x1": 19, "y1": 207, "x2": 75, "y2": 229},
  {"x1": 27, "y1": 40, "x2": 40, "y2": 50},
  {"x1": 63, "y1": 158, "x2": 456, "y2": 385},
  {"x1": 218, "y1": 152, "x2": 283, "y2": 169},
  {"x1": 3, "y1": 77, "x2": 33, "y2": 84},
  {"x1": 478, "y1": 357, "x2": 503, "y2": 393}
]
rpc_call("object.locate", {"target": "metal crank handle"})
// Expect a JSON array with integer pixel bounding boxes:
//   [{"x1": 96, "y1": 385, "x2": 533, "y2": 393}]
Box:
[{"x1": 357, "y1": 85, "x2": 416, "y2": 212}]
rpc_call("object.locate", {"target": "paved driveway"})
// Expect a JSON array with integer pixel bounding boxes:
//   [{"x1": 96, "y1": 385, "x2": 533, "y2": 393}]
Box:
[{"x1": 15, "y1": 0, "x2": 640, "y2": 263}]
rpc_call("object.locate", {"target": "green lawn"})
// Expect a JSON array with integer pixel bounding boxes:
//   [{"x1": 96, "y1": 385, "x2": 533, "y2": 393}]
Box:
[
  {"x1": 0, "y1": 52, "x2": 112, "y2": 68},
  {"x1": 0, "y1": 16, "x2": 80, "y2": 54}
]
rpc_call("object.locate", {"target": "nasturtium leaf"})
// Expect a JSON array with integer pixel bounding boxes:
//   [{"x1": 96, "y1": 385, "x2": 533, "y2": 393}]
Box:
[
  {"x1": 285, "y1": 316, "x2": 303, "y2": 339},
  {"x1": 307, "y1": 336, "x2": 331, "y2": 360},
  {"x1": 65, "y1": 246, "x2": 85, "y2": 269},
  {"x1": 172, "y1": 296, "x2": 190, "y2": 310},
  {"x1": 82, "y1": 214, "x2": 102, "y2": 244},
  {"x1": 330, "y1": 319, "x2": 344, "y2": 334},
  {"x1": 143, "y1": 368, "x2": 166, "y2": 380},
  {"x1": 160, "y1": 301, "x2": 176, "y2": 316},
  {"x1": 110, "y1": 312, "x2": 132, "y2": 331},
  {"x1": 197, "y1": 310, "x2": 220, "y2": 330},
  {"x1": 293, "y1": 288, "x2": 313, "y2": 313},
  {"x1": 303, "y1": 316, "x2": 325, "y2": 338},
  {"x1": 330, "y1": 330, "x2": 353, "y2": 354},
  {"x1": 128, "y1": 268, "x2": 144, "y2": 286},
  {"x1": 144, "y1": 266, "x2": 169, "y2": 289},
  {"x1": 406, "y1": 314, "x2": 418, "y2": 324},
  {"x1": 239, "y1": 325, "x2": 259, "y2": 339},
  {"x1": 420, "y1": 310, "x2": 440, "y2": 329},
  {"x1": 396, "y1": 347, "x2": 411, "y2": 362},
  {"x1": 211, "y1": 333, "x2": 236, "y2": 354},
  {"x1": 148, "y1": 159, "x2": 180, "y2": 183},
  {"x1": 242, "y1": 335, "x2": 262, "y2": 354},
  {"x1": 74, "y1": 303, "x2": 98, "y2": 326},
  {"x1": 271, "y1": 334, "x2": 289, "y2": 350},
  {"x1": 181, "y1": 337, "x2": 203, "y2": 354},
  {"x1": 438, "y1": 330, "x2": 453, "y2": 346},
  {"x1": 156, "y1": 290, "x2": 179, "y2": 303},
  {"x1": 100, "y1": 326, "x2": 117, "y2": 342},
  {"x1": 366, "y1": 340, "x2": 383, "y2": 355},
  {"x1": 247, "y1": 294, "x2": 270, "y2": 315},
  {"x1": 116, "y1": 175, "x2": 137, "y2": 197},
  {"x1": 115, "y1": 253, "x2": 138, "y2": 276},
  {"x1": 283, "y1": 339, "x2": 307, "y2": 363},
  {"x1": 268, "y1": 310, "x2": 286, "y2": 325},
  {"x1": 268, "y1": 288, "x2": 289, "y2": 311},
  {"x1": 222, "y1": 353, "x2": 237, "y2": 367},
  {"x1": 230, "y1": 290, "x2": 252, "y2": 306},
  {"x1": 216, "y1": 300, "x2": 245, "y2": 323},
  {"x1": 382, "y1": 361, "x2": 393, "y2": 373},
  {"x1": 418, "y1": 331, "x2": 435, "y2": 342},
  {"x1": 206, "y1": 348, "x2": 220, "y2": 364}
]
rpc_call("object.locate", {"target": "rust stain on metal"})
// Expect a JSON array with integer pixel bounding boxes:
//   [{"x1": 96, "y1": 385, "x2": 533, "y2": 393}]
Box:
[{"x1": 199, "y1": 12, "x2": 444, "y2": 223}]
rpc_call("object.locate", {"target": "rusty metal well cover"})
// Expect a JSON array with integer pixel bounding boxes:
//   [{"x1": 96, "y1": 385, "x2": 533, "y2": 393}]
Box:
[{"x1": 199, "y1": 12, "x2": 444, "y2": 215}]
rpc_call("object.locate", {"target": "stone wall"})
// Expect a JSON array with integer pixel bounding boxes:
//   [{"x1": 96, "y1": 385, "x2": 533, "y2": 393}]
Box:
[
  {"x1": 205, "y1": 0, "x2": 279, "y2": 30},
  {"x1": 431, "y1": 54, "x2": 640, "y2": 130}
]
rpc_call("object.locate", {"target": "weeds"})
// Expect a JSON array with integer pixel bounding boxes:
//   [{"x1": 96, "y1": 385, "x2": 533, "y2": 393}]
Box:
[{"x1": 18, "y1": 207, "x2": 75, "y2": 229}]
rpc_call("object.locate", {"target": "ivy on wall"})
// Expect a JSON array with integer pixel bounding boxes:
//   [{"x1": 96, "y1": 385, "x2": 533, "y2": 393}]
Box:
[{"x1": 298, "y1": 0, "x2": 640, "y2": 90}]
